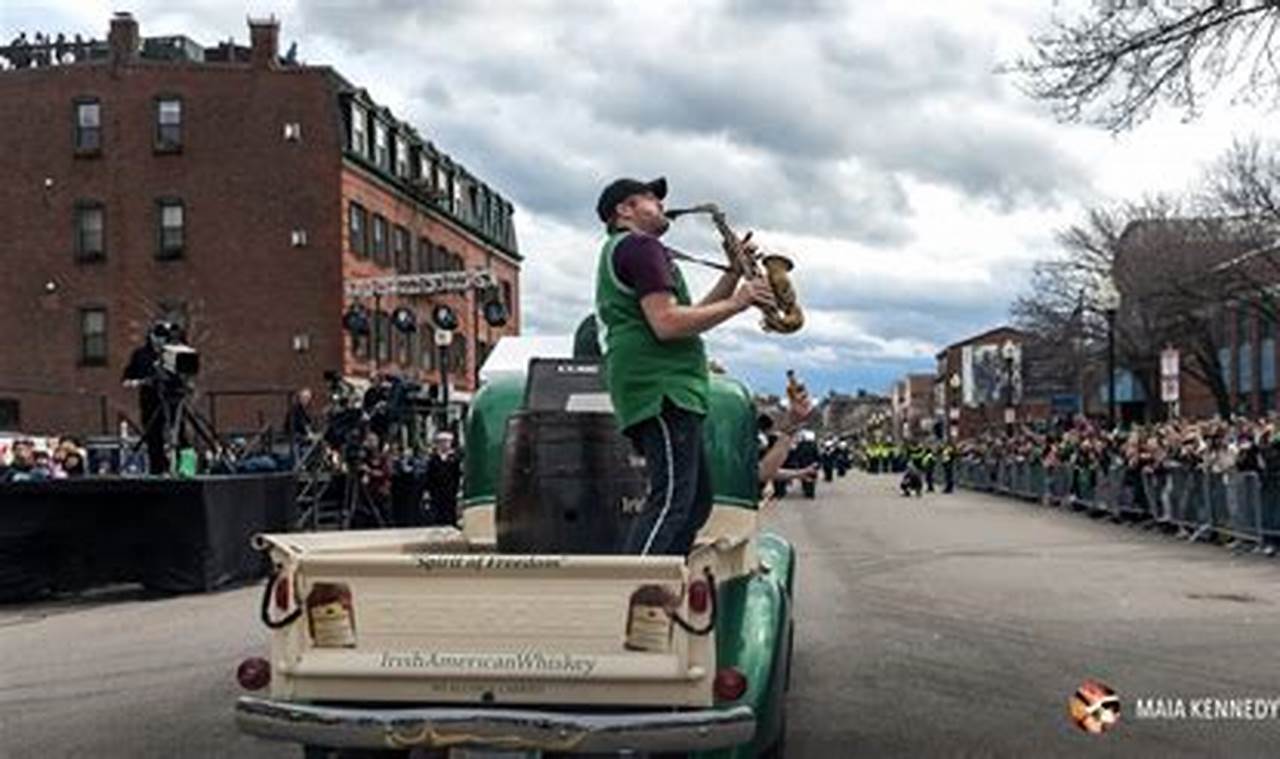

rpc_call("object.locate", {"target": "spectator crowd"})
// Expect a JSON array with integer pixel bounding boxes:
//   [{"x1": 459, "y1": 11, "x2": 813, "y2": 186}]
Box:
[
  {"x1": 0, "y1": 436, "x2": 89, "y2": 482},
  {"x1": 957, "y1": 416, "x2": 1280, "y2": 478}
]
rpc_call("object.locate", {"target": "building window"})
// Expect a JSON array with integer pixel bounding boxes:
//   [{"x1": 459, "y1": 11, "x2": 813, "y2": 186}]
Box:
[
  {"x1": 375, "y1": 310, "x2": 392, "y2": 365},
  {"x1": 452, "y1": 176, "x2": 464, "y2": 213},
  {"x1": 353, "y1": 331, "x2": 370, "y2": 361},
  {"x1": 393, "y1": 225, "x2": 411, "y2": 273},
  {"x1": 156, "y1": 199, "x2": 185, "y2": 259},
  {"x1": 501, "y1": 280, "x2": 513, "y2": 311},
  {"x1": 436, "y1": 166, "x2": 450, "y2": 204},
  {"x1": 349, "y1": 102, "x2": 367, "y2": 156},
  {"x1": 420, "y1": 155, "x2": 432, "y2": 185},
  {"x1": 449, "y1": 339, "x2": 467, "y2": 375},
  {"x1": 371, "y1": 214, "x2": 388, "y2": 265},
  {"x1": 155, "y1": 96, "x2": 182, "y2": 151},
  {"x1": 412, "y1": 328, "x2": 424, "y2": 368},
  {"x1": 396, "y1": 322, "x2": 413, "y2": 366},
  {"x1": 416, "y1": 237, "x2": 431, "y2": 273},
  {"x1": 74, "y1": 98, "x2": 101, "y2": 154},
  {"x1": 395, "y1": 136, "x2": 409, "y2": 177},
  {"x1": 0, "y1": 398, "x2": 19, "y2": 430},
  {"x1": 373, "y1": 121, "x2": 389, "y2": 169},
  {"x1": 80, "y1": 307, "x2": 107, "y2": 366},
  {"x1": 420, "y1": 332, "x2": 436, "y2": 371},
  {"x1": 1237, "y1": 305, "x2": 1253, "y2": 397},
  {"x1": 75, "y1": 202, "x2": 105, "y2": 261},
  {"x1": 349, "y1": 202, "x2": 367, "y2": 256}
]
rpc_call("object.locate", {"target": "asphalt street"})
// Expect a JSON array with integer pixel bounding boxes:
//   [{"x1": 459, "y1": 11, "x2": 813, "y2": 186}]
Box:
[
  {"x1": 778, "y1": 471, "x2": 1280, "y2": 758},
  {"x1": 3, "y1": 472, "x2": 1280, "y2": 757}
]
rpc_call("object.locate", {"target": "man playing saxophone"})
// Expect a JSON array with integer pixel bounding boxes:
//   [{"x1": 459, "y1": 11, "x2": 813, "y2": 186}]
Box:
[{"x1": 595, "y1": 176, "x2": 776, "y2": 556}]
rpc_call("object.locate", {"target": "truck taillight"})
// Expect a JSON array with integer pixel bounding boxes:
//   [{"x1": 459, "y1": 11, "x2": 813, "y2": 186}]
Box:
[
  {"x1": 714, "y1": 667, "x2": 748, "y2": 701},
  {"x1": 237, "y1": 657, "x2": 271, "y2": 690},
  {"x1": 688, "y1": 578, "x2": 711, "y2": 614},
  {"x1": 306, "y1": 582, "x2": 357, "y2": 648}
]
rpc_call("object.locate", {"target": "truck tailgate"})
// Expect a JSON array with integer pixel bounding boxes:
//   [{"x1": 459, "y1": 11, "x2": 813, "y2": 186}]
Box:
[{"x1": 266, "y1": 548, "x2": 719, "y2": 708}]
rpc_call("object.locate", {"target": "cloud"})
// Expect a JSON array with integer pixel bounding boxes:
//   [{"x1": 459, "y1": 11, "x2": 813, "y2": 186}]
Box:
[
  {"x1": 18, "y1": 0, "x2": 1259, "y2": 395},
  {"x1": 282, "y1": 0, "x2": 1097, "y2": 393}
]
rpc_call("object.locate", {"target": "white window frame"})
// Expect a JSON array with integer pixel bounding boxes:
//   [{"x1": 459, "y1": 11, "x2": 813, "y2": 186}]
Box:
[
  {"x1": 374, "y1": 121, "x2": 389, "y2": 169},
  {"x1": 350, "y1": 102, "x2": 367, "y2": 156},
  {"x1": 395, "y1": 136, "x2": 409, "y2": 177}
]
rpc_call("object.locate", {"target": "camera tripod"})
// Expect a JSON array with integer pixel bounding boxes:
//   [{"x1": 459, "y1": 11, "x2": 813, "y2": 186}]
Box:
[{"x1": 130, "y1": 381, "x2": 234, "y2": 475}]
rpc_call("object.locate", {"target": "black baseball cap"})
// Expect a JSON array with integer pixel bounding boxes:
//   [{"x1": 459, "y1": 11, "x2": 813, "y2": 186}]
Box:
[{"x1": 596, "y1": 176, "x2": 667, "y2": 223}]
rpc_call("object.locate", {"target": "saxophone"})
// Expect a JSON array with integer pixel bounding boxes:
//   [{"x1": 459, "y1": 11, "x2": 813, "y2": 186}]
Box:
[{"x1": 665, "y1": 203, "x2": 804, "y2": 334}]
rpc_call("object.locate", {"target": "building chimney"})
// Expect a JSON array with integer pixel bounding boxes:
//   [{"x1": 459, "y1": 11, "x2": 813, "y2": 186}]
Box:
[
  {"x1": 248, "y1": 16, "x2": 279, "y2": 69},
  {"x1": 108, "y1": 11, "x2": 140, "y2": 64}
]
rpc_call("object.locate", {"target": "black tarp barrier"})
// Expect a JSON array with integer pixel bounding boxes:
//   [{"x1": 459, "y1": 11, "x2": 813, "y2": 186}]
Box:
[{"x1": 0, "y1": 473, "x2": 296, "y2": 601}]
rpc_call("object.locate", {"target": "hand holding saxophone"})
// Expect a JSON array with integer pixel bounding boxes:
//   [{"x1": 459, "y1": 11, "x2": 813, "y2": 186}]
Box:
[{"x1": 733, "y1": 277, "x2": 777, "y2": 312}]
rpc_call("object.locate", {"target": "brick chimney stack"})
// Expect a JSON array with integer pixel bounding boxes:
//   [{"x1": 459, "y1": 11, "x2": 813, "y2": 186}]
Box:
[
  {"x1": 248, "y1": 16, "x2": 279, "y2": 69},
  {"x1": 108, "y1": 11, "x2": 140, "y2": 64}
]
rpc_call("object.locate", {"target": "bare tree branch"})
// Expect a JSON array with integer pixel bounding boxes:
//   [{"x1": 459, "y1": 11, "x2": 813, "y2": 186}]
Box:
[{"x1": 1007, "y1": 1, "x2": 1280, "y2": 131}]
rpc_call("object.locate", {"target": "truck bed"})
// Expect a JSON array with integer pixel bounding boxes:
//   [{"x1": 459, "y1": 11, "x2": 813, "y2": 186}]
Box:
[{"x1": 254, "y1": 527, "x2": 752, "y2": 709}]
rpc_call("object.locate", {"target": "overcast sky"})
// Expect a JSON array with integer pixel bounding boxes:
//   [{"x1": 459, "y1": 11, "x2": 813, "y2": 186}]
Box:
[{"x1": 6, "y1": 1, "x2": 1276, "y2": 397}]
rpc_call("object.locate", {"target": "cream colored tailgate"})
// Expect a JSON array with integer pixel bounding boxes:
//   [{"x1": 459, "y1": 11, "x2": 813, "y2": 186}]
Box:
[{"x1": 268, "y1": 550, "x2": 718, "y2": 708}]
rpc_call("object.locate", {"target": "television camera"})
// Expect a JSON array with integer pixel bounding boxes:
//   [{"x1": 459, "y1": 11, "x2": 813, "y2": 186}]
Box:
[
  {"x1": 147, "y1": 321, "x2": 200, "y2": 400},
  {"x1": 317, "y1": 373, "x2": 424, "y2": 467},
  {"x1": 301, "y1": 372, "x2": 430, "y2": 529}
]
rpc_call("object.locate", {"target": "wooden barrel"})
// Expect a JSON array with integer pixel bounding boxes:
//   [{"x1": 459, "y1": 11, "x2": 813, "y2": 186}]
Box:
[{"x1": 497, "y1": 410, "x2": 646, "y2": 554}]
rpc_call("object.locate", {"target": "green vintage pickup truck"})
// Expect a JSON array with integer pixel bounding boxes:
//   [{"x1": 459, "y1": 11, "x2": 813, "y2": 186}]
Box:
[{"x1": 235, "y1": 343, "x2": 796, "y2": 758}]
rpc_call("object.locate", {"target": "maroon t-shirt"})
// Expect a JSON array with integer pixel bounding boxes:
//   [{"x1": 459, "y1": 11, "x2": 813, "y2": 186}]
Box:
[{"x1": 613, "y1": 233, "x2": 676, "y2": 298}]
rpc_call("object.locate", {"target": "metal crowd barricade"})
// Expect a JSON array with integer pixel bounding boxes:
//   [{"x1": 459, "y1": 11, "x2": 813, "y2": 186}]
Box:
[
  {"x1": 1008, "y1": 462, "x2": 1024, "y2": 497},
  {"x1": 1141, "y1": 469, "x2": 1173, "y2": 524},
  {"x1": 1260, "y1": 472, "x2": 1280, "y2": 547},
  {"x1": 1028, "y1": 462, "x2": 1046, "y2": 502},
  {"x1": 1216, "y1": 472, "x2": 1264, "y2": 546},
  {"x1": 1045, "y1": 465, "x2": 1071, "y2": 506},
  {"x1": 951, "y1": 456, "x2": 1280, "y2": 551},
  {"x1": 1073, "y1": 466, "x2": 1097, "y2": 511}
]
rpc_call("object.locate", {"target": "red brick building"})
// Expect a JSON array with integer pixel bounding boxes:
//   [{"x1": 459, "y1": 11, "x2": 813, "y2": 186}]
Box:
[
  {"x1": 1112, "y1": 218, "x2": 1273, "y2": 421},
  {"x1": 889, "y1": 373, "x2": 936, "y2": 442},
  {"x1": 934, "y1": 326, "x2": 1051, "y2": 439},
  {"x1": 0, "y1": 13, "x2": 521, "y2": 436}
]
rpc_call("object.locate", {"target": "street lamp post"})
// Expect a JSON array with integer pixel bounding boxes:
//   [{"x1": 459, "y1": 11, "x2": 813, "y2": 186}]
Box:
[{"x1": 1098, "y1": 278, "x2": 1121, "y2": 430}]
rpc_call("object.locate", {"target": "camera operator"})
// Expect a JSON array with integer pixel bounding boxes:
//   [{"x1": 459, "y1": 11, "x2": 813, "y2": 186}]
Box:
[{"x1": 122, "y1": 323, "x2": 172, "y2": 474}]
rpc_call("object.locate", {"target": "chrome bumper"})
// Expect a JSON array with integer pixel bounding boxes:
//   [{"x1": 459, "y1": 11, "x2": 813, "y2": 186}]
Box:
[{"x1": 235, "y1": 696, "x2": 755, "y2": 754}]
